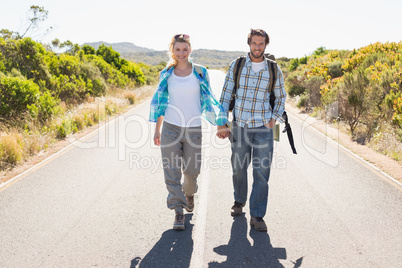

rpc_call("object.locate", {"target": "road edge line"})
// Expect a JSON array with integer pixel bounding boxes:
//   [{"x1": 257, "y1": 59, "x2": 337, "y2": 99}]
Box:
[{"x1": 288, "y1": 109, "x2": 402, "y2": 188}]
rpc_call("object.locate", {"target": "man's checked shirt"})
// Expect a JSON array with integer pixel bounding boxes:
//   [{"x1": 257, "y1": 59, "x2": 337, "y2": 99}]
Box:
[{"x1": 220, "y1": 54, "x2": 287, "y2": 128}]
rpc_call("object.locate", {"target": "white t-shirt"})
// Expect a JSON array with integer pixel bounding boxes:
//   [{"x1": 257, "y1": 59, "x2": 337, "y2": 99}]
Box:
[
  {"x1": 251, "y1": 60, "x2": 267, "y2": 73},
  {"x1": 164, "y1": 72, "x2": 202, "y2": 127}
]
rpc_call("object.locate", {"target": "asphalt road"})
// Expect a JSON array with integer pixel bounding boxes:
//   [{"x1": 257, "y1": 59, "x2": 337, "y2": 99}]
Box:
[{"x1": 0, "y1": 70, "x2": 401, "y2": 268}]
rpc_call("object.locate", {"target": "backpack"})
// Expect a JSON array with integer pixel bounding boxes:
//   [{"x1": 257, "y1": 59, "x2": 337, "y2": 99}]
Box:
[{"x1": 229, "y1": 54, "x2": 297, "y2": 154}]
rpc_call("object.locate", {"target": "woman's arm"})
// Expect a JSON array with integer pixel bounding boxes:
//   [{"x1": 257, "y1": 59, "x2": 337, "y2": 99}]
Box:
[{"x1": 154, "y1": 116, "x2": 164, "y2": 146}]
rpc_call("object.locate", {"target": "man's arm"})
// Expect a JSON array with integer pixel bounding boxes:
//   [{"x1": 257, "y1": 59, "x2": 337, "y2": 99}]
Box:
[{"x1": 217, "y1": 60, "x2": 237, "y2": 139}]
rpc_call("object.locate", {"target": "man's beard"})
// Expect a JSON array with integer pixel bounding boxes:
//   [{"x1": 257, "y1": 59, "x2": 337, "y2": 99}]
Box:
[{"x1": 250, "y1": 49, "x2": 265, "y2": 59}]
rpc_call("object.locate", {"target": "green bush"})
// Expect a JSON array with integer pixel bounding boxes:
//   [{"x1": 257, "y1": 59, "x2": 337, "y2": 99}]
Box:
[
  {"x1": 86, "y1": 55, "x2": 130, "y2": 87},
  {"x1": 0, "y1": 38, "x2": 51, "y2": 84},
  {"x1": 0, "y1": 76, "x2": 56, "y2": 120},
  {"x1": 289, "y1": 58, "x2": 299, "y2": 71},
  {"x1": 360, "y1": 52, "x2": 390, "y2": 70},
  {"x1": 338, "y1": 69, "x2": 371, "y2": 136},
  {"x1": 82, "y1": 44, "x2": 95, "y2": 55},
  {"x1": 120, "y1": 62, "x2": 146, "y2": 85},
  {"x1": 302, "y1": 75, "x2": 325, "y2": 108},
  {"x1": 288, "y1": 85, "x2": 305, "y2": 97},
  {"x1": 297, "y1": 93, "x2": 309, "y2": 109},
  {"x1": 299, "y1": 56, "x2": 308, "y2": 65},
  {"x1": 328, "y1": 60, "x2": 343, "y2": 78},
  {"x1": 96, "y1": 44, "x2": 122, "y2": 69},
  {"x1": 138, "y1": 62, "x2": 165, "y2": 85},
  {"x1": 285, "y1": 71, "x2": 305, "y2": 97}
]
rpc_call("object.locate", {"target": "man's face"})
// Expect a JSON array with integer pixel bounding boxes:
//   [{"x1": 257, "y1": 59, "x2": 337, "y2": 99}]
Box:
[{"x1": 249, "y1": 35, "x2": 267, "y2": 60}]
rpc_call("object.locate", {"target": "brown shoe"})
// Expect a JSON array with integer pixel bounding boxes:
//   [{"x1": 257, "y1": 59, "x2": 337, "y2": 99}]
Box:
[
  {"x1": 231, "y1": 201, "x2": 245, "y2": 216},
  {"x1": 250, "y1": 217, "x2": 267, "y2": 232},
  {"x1": 173, "y1": 211, "x2": 185, "y2": 231},
  {"x1": 185, "y1": 195, "x2": 194, "y2": 212}
]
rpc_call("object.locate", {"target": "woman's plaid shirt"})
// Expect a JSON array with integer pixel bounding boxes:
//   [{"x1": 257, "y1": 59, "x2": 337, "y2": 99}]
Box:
[
  {"x1": 220, "y1": 54, "x2": 287, "y2": 128},
  {"x1": 149, "y1": 64, "x2": 228, "y2": 126}
]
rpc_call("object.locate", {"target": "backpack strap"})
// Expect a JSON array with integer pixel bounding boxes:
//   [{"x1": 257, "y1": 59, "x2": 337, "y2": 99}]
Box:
[
  {"x1": 267, "y1": 59, "x2": 297, "y2": 154},
  {"x1": 167, "y1": 64, "x2": 203, "y2": 79},
  {"x1": 267, "y1": 59, "x2": 278, "y2": 109},
  {"x1": 194, "y1": 64, "x2": 203, "y2": 79},
  {"x1": 229, "y1": 56, "x2": 246, "y2": 113}
]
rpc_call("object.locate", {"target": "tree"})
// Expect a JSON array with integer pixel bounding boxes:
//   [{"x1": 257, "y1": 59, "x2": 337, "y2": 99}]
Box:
[
  {"x1": 0, "y1": 29, "x2": 18, "y2": 40},
  {"x1": 82, "y1": 45, "x2": 95, "y2": 55},
  {"x1": 313, "y1": 46, "x2": 328, "y2": 57},
  {"x1": 59, "y1": 40, "x2": 80, "y2": 55},
  {"x1": 96, "y1": 44, "x2": 122, "y2": 69},
  {"x1": 289, "y1": 58, "x2": 299, "y2": 71},
  {"x1": 20, "y1": 5, "x2": 52, "y2": 39},
  {"x1": 1, "y1": 5, "x2": 52, "y2": 41}
]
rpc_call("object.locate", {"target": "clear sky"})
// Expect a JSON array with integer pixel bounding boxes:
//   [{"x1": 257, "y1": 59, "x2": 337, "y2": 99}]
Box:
[{"x1": 1, "y1": 0, "x2": 401, "y2": 58}]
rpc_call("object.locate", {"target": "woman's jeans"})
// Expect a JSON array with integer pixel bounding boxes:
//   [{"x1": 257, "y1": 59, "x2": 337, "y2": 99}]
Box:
[
  {"x1": 231, "y1": 121, "x2": 274, "y2": 218},
  {"x1": 161, "y1": 122, "x2": 202, "y2": 213}
]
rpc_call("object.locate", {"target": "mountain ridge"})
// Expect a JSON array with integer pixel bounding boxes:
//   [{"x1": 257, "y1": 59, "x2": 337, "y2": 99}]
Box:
[
  {"x1": 83, "y1": 41, "x2": 154, "y2": 53},
  {"x1": 83, "y1": 41, "x2": 247, "y2": 68}
]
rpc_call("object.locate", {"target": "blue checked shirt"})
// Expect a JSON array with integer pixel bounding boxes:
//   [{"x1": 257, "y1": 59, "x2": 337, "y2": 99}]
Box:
[
  {"x1": 149, "y1": 63, "x2": 228, "y2": 126},
  {"x1": 220, "y1": 54, "x2": 287, "y2": 128}
]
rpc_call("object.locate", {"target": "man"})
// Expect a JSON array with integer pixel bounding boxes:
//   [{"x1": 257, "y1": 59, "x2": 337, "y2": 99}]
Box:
[{"x1": 217, "y1": 29, "x2": 287, "y2": 232}]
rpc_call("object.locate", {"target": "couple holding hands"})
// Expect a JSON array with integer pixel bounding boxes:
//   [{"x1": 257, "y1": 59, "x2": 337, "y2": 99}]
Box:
[{"x1": 149, "y1": 29, "x2": 287, "y2": 232}]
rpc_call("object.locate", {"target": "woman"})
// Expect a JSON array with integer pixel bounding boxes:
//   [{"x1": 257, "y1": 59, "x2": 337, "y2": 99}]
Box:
[{"x1": 149, "y1": 34, "x2": 227, "y2": 230}]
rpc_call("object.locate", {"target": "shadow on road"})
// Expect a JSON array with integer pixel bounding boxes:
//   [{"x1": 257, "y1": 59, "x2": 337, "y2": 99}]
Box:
[
  {"x1": 209, "y1": 214, "x2": 288, "y2": 267},
  {"x1": 131, "y1": 214, "x2": 194, "y2": 268}
]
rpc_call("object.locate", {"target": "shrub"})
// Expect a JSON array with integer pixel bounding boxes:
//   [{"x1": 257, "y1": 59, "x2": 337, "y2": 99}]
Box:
[
  {"x1": 289, "y1": 58, "x2": 299, "y2": 71},
  {"x1": 120, "y1": 61, "x2": 146, "y2": 85},
  {"x1": 288, "y1": 85, "x2": 306, "y2": 97},
  {"x1": 286, "y1": 71, "x2": 305, "y2": 97},
  {"x1": 299, "y1": 56, "x2": 308, "y2": 65},
  {"x1": 0, "y1": 38, "x2": 51, "y2": 84},
  {"x1": 138, "y1": 62, "x2": 165, "y2": 85},
  {"x1": 0, "y1": 76, "x2": 56, "y2": 121},
  {"x1": 297, "y1": 93, "x2": 309, "y2": 109},
  {"x1": 96, "y1": 44, "x2": 122, "y2": 69},
  {"x1": 0, "y1": 130, "x2": 24, "y2": 166},
  {"x1": 82, "y1": 44, "x2": 95, "y2": 55},
  {"x1": 302, "y1": 75, "x2": 324, "y2": 108},
  {"x1": 328, "y1": 60, "x2": 343, "y2": 78},
  {"x1": 86, "y1": 55, "x2": 130, "y2": 87},
  {"x1": 338, "y1": 69, "x2": 370, "y2": 136}
]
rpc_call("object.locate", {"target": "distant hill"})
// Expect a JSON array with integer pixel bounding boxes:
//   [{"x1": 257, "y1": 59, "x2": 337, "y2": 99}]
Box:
[
  {"x1": 123, "y1": 50, "x2": 249, "y2": 68},
  {"x1": 83, "y1": 41, "x2": 153, "y2": 54},
  {"x1": 83, "y1": 41, "x2": 247, "y2": 68}
]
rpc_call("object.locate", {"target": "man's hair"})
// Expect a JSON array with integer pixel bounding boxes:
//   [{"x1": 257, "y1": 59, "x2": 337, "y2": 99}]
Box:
[{"x1": 247, "y1": 29, "x2": 269, "y2": 45}]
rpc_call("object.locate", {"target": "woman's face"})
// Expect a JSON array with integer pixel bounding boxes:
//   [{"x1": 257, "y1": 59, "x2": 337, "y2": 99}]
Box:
[{"x1": 173, "y1": 42, "x2": 191, "y2": 63}]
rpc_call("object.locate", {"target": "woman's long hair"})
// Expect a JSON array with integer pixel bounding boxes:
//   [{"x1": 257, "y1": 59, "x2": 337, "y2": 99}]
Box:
[{"x1": 166, "y1": 34, "x2": 191, "y2": 69}]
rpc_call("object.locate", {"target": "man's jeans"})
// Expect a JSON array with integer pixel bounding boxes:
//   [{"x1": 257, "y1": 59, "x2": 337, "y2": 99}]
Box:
[
  {"x1": 161, "y1": 122, "x2": 202, "y2": 213},
  {"x1": 231, "y1": 121, "x2": 274, "y2": 218}
]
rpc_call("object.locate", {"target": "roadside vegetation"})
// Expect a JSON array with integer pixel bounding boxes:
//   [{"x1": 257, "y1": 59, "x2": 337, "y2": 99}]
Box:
[
  {"x1": 0, "y1": 33, "x2": 164, "y2": 174},
  {"x1": 281, "y1": 43, "x2": 402, "y2": 161}
]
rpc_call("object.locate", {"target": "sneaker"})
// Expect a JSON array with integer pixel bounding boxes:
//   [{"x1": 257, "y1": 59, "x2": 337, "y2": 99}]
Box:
[
  {"x1": 250, "y1": 217, "x2": 267, "y2": 232},
  {"x1": 173, "y1": 211, "x2": 185, "y2": 231},
  {"x1": 185, "y1": 195, "x2": 194, "y2": 212},
  {"x1": 231, "y1": 201, "x2": 245, "y2": 216}
]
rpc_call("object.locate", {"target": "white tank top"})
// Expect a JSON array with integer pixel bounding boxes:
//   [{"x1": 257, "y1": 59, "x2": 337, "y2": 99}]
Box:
[{"x1": 164, "y1": 72, "x2": 202, "y2": 127}]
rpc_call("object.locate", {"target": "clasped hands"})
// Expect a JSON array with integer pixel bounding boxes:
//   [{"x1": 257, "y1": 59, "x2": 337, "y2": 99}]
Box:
[{"x1": 216, "y1": 119, "x2": 276, "y2": 139}]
